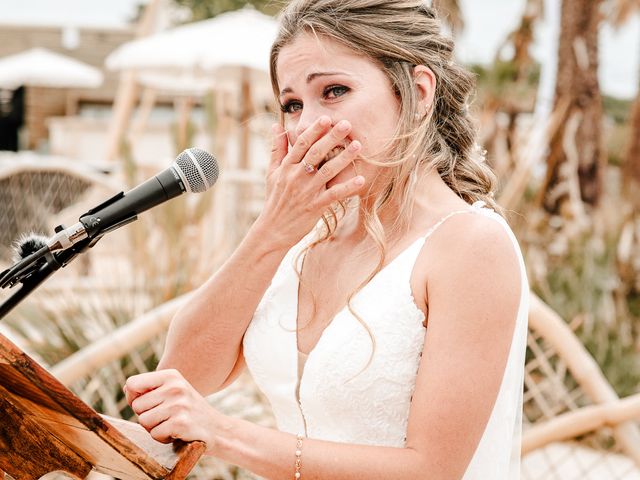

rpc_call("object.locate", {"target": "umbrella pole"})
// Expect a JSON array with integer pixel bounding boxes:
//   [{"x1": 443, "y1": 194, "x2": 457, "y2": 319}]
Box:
[
  {"x1": 130, "y1": 87, "x2": 157, "y2": 140},
  {"x1": 239, "y1": 67, "x2": 252, "y2": 170},
  {"x1": 175, "y1": 96, "x2": 194, "y2": 153},
  {"x1": 104, "y1": 0, "x2": 162, "y2": 163},
  {"x1": 209, "y1": 88, "x2": 238, "y2": 265},
  {"x1": 237, "y1": 67, "x2": 253, "y2": 237},
  {"x1": 105, "y1": 71, "x2": 140, "y2": 161},
  {"x1": 65, "y1": 89, "x2": 79, "y2": 116}
]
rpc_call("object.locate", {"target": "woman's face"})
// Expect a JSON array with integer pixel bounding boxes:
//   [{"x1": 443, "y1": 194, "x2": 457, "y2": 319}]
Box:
[{"x1": 276, "y1": 32, "x2": 401, "y2": 189}]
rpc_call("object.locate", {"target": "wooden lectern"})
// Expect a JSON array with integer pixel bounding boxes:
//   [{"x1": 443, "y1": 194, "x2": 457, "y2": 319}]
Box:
[{"x1": 0, "y1": 333, "x2": 205, "y2": 480}]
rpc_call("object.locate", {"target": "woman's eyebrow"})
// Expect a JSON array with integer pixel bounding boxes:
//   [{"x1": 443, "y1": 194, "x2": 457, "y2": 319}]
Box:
[{"x1": 279, "y1": 71, "x2": 351, "y2": 98}]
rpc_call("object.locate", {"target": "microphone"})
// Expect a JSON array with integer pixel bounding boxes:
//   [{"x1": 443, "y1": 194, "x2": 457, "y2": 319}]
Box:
[
  {"x1": 48, "y1": 148, "x2": 219, "y2": 251},
  {"x1": 0, "y1": 148, "x2": 218, "y2": 289}
]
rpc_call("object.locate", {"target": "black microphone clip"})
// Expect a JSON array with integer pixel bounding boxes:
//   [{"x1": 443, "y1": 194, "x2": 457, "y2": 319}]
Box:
[{"x1": 78, "y1": 190, "x2": 138, "y2": 239}]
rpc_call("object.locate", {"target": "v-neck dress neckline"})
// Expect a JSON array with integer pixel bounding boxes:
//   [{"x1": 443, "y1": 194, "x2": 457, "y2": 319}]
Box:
[
  {"x1": 293, "y1": 233, "x2": 426, "y2": 357},
  {"x1": 293, "y1": 202, "x2": 487, "y2": 361}
]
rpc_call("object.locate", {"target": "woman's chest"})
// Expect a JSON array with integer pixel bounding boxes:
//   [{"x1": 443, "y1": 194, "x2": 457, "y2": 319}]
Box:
[
  {"x1": 296, "y1": 245, "x2": 430, "y2": 352},
  {"x1": 296, "y1": 251, "x2": 375, "y2": 353},
  {"x1": 243, "y1": 268, "x2": 428, "y2": 437}
]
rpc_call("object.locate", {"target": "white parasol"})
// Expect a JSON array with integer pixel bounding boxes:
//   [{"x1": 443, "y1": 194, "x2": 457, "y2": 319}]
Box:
[
  {"x1": 105, "y1": 7, "x2": 278, "y2": 85},
  {"x1": 0, "y1": 48, "x2": 103, "y2": 90}
]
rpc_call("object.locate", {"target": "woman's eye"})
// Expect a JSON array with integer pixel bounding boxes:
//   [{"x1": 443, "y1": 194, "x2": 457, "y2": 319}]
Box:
[
  {"x1": 324, "y1": 85, "x2": 349, "y2": 99},
  {"x1": 280, "y1": 100, "x2": 302, "y2": 114}
]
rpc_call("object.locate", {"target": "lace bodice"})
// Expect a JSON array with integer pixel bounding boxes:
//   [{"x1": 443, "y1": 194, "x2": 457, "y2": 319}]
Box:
[{"x1": 243, "y1": 202, "x2": 529, "y2": 479}]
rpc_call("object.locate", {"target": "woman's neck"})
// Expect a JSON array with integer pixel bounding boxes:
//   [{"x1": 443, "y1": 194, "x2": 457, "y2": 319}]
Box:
[{"x1": 335, "y1": 169, "x2": 466, "y2": 245}]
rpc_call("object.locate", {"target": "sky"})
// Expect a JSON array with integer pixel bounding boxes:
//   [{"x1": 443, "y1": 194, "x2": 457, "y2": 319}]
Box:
[{"x1": 1, "y1": 0, "x2": 638, "y2": 99}]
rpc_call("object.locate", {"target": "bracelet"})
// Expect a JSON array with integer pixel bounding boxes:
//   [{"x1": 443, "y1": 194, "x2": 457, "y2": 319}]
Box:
[{"x1": 294, "y1": 433, "x2": 304, "y2": 479}]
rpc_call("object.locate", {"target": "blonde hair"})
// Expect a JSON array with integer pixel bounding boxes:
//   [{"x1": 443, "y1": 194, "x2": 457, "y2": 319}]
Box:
[{"x1": 270, "y1": 0, "x2": 499, "y2": 373}]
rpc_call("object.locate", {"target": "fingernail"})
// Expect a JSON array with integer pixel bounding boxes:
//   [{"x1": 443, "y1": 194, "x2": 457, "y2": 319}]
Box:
[
  {"x1": 349, "y1": 140, "x2": 361, "y2": 151},
  {"x1": 337, "y1": 120, "x2": 349, "y2": 131},
  {"x1": 319, "y1": 116, "x2": 331, "y2": 127},
  {"x1": 355, "y1": 176, "x2": 365, "y2": 186}
]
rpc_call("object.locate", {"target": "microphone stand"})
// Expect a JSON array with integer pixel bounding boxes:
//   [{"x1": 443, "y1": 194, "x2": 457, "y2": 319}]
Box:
[
  {"x1": 0, "y1": 236, "x2": 96, "y2": 321},
  {"x1": 0, "y1": 209, "x2": 140, "y2": 321}
]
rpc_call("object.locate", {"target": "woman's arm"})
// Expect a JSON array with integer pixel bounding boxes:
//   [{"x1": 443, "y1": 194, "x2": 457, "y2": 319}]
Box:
[
  {"x1": 126, "y1": 213, "x2": 523, "y2": 479},
  {"x1": 158, "y1": 117, "x2": 364, "y2": 394},
  {"x1": 157, "y1": 220, "x2": 290, "y2": 394}
]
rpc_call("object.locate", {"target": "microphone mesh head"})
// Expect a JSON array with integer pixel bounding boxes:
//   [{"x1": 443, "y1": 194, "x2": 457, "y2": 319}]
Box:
[{"x1": 174, "y1": 148, "x2": 219, "y2": 193}]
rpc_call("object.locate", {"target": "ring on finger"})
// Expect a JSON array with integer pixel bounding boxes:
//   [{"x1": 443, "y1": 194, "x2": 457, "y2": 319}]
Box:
[{"x1": 301, "y1": 159, "x2": 316, "y2": 174}]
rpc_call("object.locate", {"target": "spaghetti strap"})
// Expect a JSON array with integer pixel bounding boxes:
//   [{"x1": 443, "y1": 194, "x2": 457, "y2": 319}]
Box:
[{"x1": 422, "y1": 200, "x2": 490, "y2": 242}]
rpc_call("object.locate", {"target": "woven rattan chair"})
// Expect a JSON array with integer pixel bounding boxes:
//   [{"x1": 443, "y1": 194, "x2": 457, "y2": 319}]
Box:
[
  {"x1": 0, "y1": 154, "x2": 119, "y2": 265},
  {"x1": 522, "y1": 294, "x2": 640, "y2": 480}
]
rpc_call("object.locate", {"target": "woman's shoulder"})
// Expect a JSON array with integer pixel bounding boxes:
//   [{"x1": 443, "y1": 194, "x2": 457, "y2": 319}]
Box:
[
  {"x1": 414, "y1": 205, "x2": 524, "y2": 335},
  {"x1": 419, "y1": 205, "x2": 523, "y2": 295},
  {"x1": 427, "y1": 203, "x2": 518, "y2": 256}
]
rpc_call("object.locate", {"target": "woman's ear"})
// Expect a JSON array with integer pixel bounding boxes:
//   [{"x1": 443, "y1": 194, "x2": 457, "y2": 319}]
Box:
[{"x1": 413, "y1": 65, "x2": 436, "y2": 115}]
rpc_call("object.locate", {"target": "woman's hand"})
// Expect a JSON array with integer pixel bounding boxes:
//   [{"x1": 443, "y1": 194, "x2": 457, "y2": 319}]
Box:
[
  {"x1": 257, "y1": 116, "x2": 364, "y2": 250},
  {"x1": 124, "y1": 369, "x2": 221, "y2": 454}
]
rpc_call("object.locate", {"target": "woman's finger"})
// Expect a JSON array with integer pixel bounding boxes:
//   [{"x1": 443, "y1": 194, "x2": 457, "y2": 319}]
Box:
[
  {"x1": 301, "y1": 120, "x2": 352, "y2": 171},
  {"x1": 124, "y1": 369, "x2": 180, "y2": 406},
  {"x1": 130, "y1": 387, "x2": 165, "y2": 415},
  {"x1": 281, "y1": 115, "x2": 331, "y2": 165},
  {"x1": 269, "y1": 123, "x2": 288, "y2": 175},
  {"x1": 316, "y1": 174, "x2": 366, "y2": 208},
  {"x1": 313, "y1": 139, "x2": 361, "y2": 185},
  {"x1": 137, "y1": 403, "x2": 171, "y2": 432},
  {"x1": 148, "y1": 418, "x2": 175, "y2": 444}
]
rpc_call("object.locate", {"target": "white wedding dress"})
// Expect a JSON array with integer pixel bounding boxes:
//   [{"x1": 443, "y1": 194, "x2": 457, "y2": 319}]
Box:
[{"x1": 243, "y1": 201, "x2": 529, "y2": 479}]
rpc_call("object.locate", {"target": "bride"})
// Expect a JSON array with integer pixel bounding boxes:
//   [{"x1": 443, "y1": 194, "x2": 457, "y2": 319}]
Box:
[{"x1": 124, "y1": 1, "x2": 529, "y2": 478}]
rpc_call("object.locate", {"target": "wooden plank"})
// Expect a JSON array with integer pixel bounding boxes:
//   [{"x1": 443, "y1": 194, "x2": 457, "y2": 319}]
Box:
[
  {"x1": 0, "y1": 363, "x2": 69, "y2": 415},
  {"x1": 0, "y1": 333, "x2": 204, "y2": 479},
  {"x1": 164, "y1": 442, "x2": 206, "y2": 480},
  {"x1": 107, "y1": 418, "x2": 206, "y2": 479},
  {"x1": 0, "y1": 394, "x2": 92, "y2": 480},
  {"x1": 0, "y1": 334, "x2": 169, "y2": 477}
]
